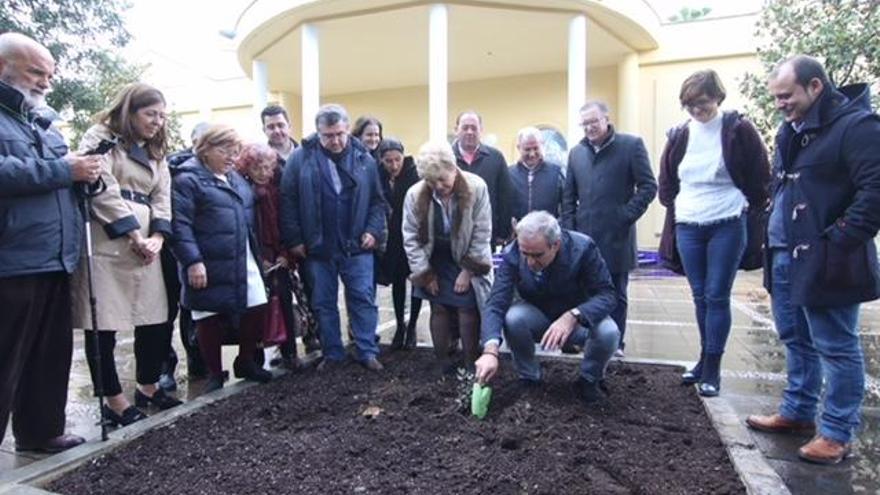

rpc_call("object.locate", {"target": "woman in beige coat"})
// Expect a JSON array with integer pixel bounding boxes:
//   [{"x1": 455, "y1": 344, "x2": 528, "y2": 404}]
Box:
[
  {"x1": 402, "y1": 141, "x2": 493, "y2": 372},
  {"x1": 71, "y1": 83, "x2": 180, "y2": 427}
]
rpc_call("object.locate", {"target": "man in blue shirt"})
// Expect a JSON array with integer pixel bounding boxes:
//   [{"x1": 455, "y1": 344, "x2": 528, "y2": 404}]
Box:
[
  {"x1": 746, "y1": 55, "x2": 880, "y2": 465},
  {"x1": 280, "y1": 104, "x2": 388, "y2": 371},
  {"x1": 474, "y1": 211, "x2": 620, "y2": 403}
]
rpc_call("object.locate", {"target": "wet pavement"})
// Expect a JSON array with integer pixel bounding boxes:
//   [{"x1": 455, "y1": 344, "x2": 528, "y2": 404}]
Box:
[{"x1": 2, "y1": 268, "x2": 879, "y2": 494}]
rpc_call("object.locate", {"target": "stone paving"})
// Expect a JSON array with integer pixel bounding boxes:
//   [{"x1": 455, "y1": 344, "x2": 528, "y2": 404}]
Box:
[{"x1": 2, "y1": 268, "x2": 879, "y2": 494}]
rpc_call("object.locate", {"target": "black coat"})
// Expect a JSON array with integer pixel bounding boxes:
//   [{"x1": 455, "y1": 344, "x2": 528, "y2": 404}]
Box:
[
  {"x1": 508, "y1": 160, "x2": 564, "y2": 220},
  {"x1": 171, "y1": 158, "x2": 259, "y2": 314},
  {"x1": 561, "y1": 129, "x2": 657, "y2": 273},
  {"x1": 453, "y1": 142, "x2": 513, "y2": 241},
  {"x1": 765, "y1": 83, "x2": 880, "y2": 306},
  {"x1": 377, "y1": 157, "x2": 420, "y2": 282},
  {"x1": 657, "y1": 111, "x2": 772, "y2": 273}
]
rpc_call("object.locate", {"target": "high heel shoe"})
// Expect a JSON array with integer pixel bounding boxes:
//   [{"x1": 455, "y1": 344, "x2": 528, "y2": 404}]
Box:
[
  {"x1": 135, "y1": 388, "x2": 183, "y2": 410},
  {"x1": 102, "y1": 404, "x2": 147, "y2": 427},
  {"x1": 233, "y1": 356, "x2": 272, "y2": 383}
]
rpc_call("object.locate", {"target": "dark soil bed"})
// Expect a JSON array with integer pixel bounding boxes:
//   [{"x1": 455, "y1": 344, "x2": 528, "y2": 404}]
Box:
[{"x1": 49, "y1": 350, "x2": 745, "y2": 495}]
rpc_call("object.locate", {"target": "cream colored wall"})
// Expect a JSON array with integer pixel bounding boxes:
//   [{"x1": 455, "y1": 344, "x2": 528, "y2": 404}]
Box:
[
  {"x1": 636, "y1": 54, "x2": 763, "y2": 248},
  {"x1": 177, "y1": 55, "x2": 764, "y2": 252},
  {"x1": 327, "y1": 68, "x2": 618, "y2": 162}
]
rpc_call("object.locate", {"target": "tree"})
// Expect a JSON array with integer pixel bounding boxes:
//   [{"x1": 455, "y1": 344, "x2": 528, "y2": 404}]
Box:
[
  {"x1": 739, "y1": 0, "x2": 880, "y2": 148},
  {"x1": 1, "y1": 0, "x2": 155, "y2": 146},
  {"x1": 668, "y1": 6, "x2": 712, "y2": 23}
]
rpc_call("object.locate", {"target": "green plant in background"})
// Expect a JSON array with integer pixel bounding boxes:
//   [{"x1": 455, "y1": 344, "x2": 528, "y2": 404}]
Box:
[
  {"x1": 1, "y1": 0, "x2": 182, "y2": 149},
  {"x1": 740, "y1": 0, "x2": 880, "y2": 149}
]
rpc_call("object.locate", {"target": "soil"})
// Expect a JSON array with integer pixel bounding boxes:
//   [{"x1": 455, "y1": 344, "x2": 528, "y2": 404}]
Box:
[{"x1": 49, "y1": 350, "x2": 745, "y2": 495}]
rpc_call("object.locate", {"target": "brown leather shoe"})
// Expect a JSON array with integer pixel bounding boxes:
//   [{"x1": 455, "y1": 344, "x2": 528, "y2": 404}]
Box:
[
  {"x1": 15, "y1": 434, "x2": 85, "y2": 454},
  {"x1": 745, "y1": 413, "x2": 816, "y2": 435},
  {"x1": 361, "y1": 358, "x2": 384, "y2": 372},
  {"x1": 798, "y1": 435, "x2": 851, "y2": 465}
]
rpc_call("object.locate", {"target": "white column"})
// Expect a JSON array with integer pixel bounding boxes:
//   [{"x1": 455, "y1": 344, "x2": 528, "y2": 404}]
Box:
[
  {"x1": 428, "y1": 4, "x2": 448, "y2": 143},
  {"x1": 252, "y1": 59, "x2": 269, "y2": 137},
  {"x1": 617, "y1": 53, "x2": 639, "y2": 134},
  {"x1": 301, "y1": 23, "x2": 320, "y2": 136},
  {"x1": 567, "y1": 15, "x2": 587, "y2": 150}
]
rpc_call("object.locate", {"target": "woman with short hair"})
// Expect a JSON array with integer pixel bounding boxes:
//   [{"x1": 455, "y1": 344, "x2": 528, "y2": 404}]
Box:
[
  {"x1": 171, "y1": 125, "x2": 272, "y2": 392},
  {"x1": 658, "y1": 69, "x2": 771, "y2": 397},
  {"x1": 71, "y1": 82, "x2": 180, "y2": 427},
  {"x1": 402, "y1": 142, "x2": 493, "y2": 371}
]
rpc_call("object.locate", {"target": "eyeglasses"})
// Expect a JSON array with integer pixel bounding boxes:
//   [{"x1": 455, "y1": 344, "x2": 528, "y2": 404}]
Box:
[
  {"x1": 521, "y1": 250, "x2": 547, "y2": 260},
  {"x1": 214, "y1": 146, "x2": 240, "y2": 157},
  {"x1": 319, "y1": 130, "x2": 347, "y2": 142},
  {"x1": 580, "y1": 118, "x2": 606, "y2": 128},
  {"x1": 684, "y1": 97, "x2": 716, "y2": 111}
]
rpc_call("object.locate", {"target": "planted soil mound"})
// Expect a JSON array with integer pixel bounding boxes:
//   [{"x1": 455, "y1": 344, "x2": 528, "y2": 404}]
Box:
[{"x1": 50, "y1": 351, "x2": 744, "y2": 495}]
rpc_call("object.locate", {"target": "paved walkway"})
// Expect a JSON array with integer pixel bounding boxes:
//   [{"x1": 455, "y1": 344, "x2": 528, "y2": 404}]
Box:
[{"x1": 2, "y1": 268, "x2": 878, "y2": 494}]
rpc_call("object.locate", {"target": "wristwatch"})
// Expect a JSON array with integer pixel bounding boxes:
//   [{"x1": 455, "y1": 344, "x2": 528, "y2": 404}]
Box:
[{"x1": 569, "y1": 308, "x2": 582, "y2": 322}]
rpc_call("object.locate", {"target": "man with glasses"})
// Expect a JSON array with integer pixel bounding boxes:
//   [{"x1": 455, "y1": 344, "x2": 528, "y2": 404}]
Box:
[
  {"x1": 561, "y1": 101, "x2": 656, "y2": 357},
  {"x1": 280, "y1": 104, "x2": 387, "y2": 371},
  {"x1": 474, "y1": 211, "x2": 620, "y2": 404}
]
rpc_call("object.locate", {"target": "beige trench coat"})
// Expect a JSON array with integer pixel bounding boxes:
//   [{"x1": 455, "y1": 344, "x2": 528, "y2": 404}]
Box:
[
  {"x1": 71, "y1": 125, "x2": 171, "y2": 331},
  {"x1": 402, "y1": 171, "x2": 494, "y2": 313}
]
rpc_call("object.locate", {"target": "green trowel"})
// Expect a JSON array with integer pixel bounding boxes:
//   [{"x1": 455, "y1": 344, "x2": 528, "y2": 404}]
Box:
[{"x1": 471, "y1": 383, "x2": 492, "y2": 419}]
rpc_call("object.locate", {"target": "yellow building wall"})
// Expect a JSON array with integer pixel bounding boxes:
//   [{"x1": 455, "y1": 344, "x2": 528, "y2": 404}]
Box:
[
  {"x1": 177, "y1": 55, "x2": 765, "y2": 251},
  {"x1": 324, "y1": 67, "x2": 618, "y2": 162}
]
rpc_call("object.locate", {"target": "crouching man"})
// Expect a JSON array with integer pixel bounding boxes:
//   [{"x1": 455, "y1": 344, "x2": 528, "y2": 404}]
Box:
[{"x1": 474, "y1": 211, "x2": 620, "y2": 403}]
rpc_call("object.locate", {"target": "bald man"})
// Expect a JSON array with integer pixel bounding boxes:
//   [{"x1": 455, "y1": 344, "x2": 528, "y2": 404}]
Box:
[{"x1": 0, "y1": 32, "x2": 102, "y2": 452}]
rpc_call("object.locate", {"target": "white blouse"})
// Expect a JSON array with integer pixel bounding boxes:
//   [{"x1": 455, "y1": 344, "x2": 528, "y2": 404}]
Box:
[{"x1": 674, "y1": 113, "x2": 747, "y2": 224}]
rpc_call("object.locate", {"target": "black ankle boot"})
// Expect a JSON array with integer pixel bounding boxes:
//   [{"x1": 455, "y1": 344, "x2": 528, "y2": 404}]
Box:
[
  {"x1": 390, "y1": 324, "x2": 406, "y2": 350},
  {"x1": 681, "y1": 351, "x2": 706, "y2": 385},
  {"x1": 404, "y1": 322, "x2": 417, "y2": 349},
  {"x1": 698, "y1": 353, "x2": 722, "y2": 397},
  {"x1": 234, "y1": 356, "x2": 272, "y2": 383}
]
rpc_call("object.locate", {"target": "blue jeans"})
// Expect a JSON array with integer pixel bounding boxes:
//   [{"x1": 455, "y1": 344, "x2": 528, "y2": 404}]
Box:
[
  {"x1": 676, "y1": 215, "x2": 746, "y2": 355},
  {"x1": 771, "y1": 249, "x2": 864, "y2": 444},
  {"x1": 503, "y1": 302, "x2": 619, "y2": 382},
  {"x1": 305, "y1": 253, "x2": 379, "y2": 362},
  {"x1": 610, "y1": 272, "x2": 629, "y2": 350}
]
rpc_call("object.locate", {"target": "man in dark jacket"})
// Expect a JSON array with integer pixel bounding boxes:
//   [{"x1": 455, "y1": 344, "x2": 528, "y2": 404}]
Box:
[
  {"x1": 453, "y1": 110, "x2": 513, "y2": 247},
  {"x1": 562, "y1": 101, "x2": 657, "y2": 356},
  {"x1": 746, "y1": 56, "x2": 880, "y2": 465},
  {"x1": 0, "y1": 32, "x2": 103, "y2": 452},
  {"x1": 474, "y1": 211, "x2": 620, "y2": 404},
  {"x1": 280, "y1": 104, "x2": 387, "y2": 371},
  {"x1": 509, "y1": 127, "x2": 564, "y2": 221}
]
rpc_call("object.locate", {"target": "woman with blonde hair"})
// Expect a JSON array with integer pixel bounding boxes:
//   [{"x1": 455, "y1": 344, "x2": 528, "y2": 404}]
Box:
[
  {"x1": 71, "y1": 82, "x2": 180, "y2": 427},
  {"x1": 171, "y1": 125, "x2": 272, "y2": 392},
  {"x1": 402, "y1": 141, "x2": 493, "y2": 371}
]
